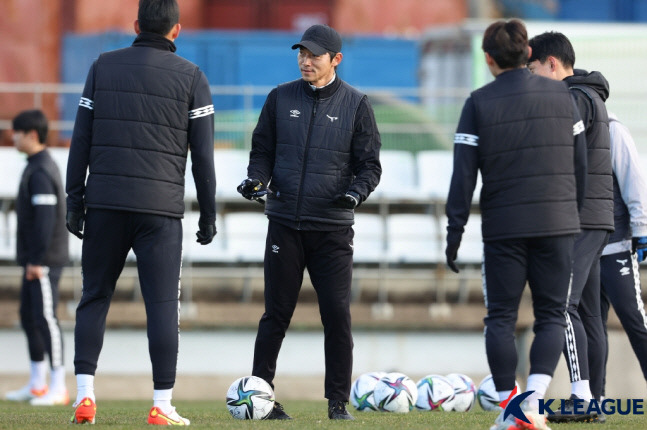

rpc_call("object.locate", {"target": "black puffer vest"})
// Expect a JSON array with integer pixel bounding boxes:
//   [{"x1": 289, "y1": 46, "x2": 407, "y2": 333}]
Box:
[
  {"x1": 265, "y1": 79, "x2": 364, "y2": 225},
  {"x1": 472, "y1": 68, "x2": 581, "y2": 240},
  {"x1": 565, "y1": 70, "x2": 614, "y2": 231},
  {"x1": 85, "y1": 33, "x2": 202, "y2": 218}
]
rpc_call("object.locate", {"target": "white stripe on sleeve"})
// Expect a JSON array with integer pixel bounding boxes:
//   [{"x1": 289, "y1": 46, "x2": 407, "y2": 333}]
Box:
[
  {"x1": 79, "y1": 97, "x2": 94, "y2": 110},
  {"x1": 573, "y1": 120, "x2": 584, "y2": 136},
  {"x1": 189, "y1": 104, "x2": 215, "y2": 119},
  {"x1": 454, "y1": 133, "x2": 479, "y2": 146},
  {"x1": 31, "y1": 194, "x2": 58, "y2": 206}
]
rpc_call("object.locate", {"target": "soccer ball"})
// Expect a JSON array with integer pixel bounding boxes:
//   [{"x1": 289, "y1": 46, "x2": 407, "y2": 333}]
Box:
[
  {"x1": 226, "y1": 376, "x2": 275, "y2": 420},
  {"x1": 372, "y1": 372, "x2": 418, "y2": 413},
  {"x1": 350, "y1": 371, "x2": 386, "y2": 411},
  {"x1": 476, "y1": 374, "x2": 520, "y2": 412},
  {"x1": 415, "y1": 374, "x2": 456, "y2": 411},
  {"x1": 445, "y1": 373, "x2": 476, "y2": 412}
]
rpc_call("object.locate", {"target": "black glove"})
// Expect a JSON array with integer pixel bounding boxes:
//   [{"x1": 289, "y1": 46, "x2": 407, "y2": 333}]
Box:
[
  {"x1": 445, "y1": 228, "x2": 462, "y2": 273},
  {"x1": 66, "y1": 211, "x2": 85, "y2": 240},
  {"x1": 333, "y1": 191, "x2": 360, "y2": 209},
  {"x1": 237, "y1": 178, "x2": 267, "y2": 200},
  {"x1": 633, "y1": 236, "x2": 647, "y2": 263},
  {"x1": 196, "y1": 221, "x2": 216, "y2": 245}
]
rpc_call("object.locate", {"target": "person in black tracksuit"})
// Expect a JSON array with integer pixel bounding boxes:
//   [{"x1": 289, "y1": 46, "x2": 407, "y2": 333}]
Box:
[
  {"x1": 599, "y1": 112, "x2": 647, "y2": 398},
  {"x1": 528, "y1": 32, "x2": 614, "y2": 416},
  {"x1": 5, "y1": 110, "x2": 69, "y2": 406},
  {"x1": 445, "y1": 20, "x2": 587, "y2": 425},
  {"x1": 65, "y1": 0, "x2": 215, "y2": 425},
  {"x1": 237, "y1": 25, "x2": 381, "y2": 421}
]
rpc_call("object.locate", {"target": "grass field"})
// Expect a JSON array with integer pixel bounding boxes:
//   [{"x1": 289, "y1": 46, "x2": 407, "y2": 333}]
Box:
[{"x1": 1, "y1": 400, "x2": 645, "y2": 429}]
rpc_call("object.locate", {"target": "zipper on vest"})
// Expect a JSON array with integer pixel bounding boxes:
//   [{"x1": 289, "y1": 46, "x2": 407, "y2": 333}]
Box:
[{"x1": 295, "y1": 90, "x2": 319, "y2": 227}]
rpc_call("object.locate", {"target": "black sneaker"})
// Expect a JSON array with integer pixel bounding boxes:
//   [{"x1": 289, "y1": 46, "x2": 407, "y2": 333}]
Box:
[
  {"x1": 328, "y1": 400, "x2": 355, "y2": 420},
  {"x1": 266, "y1": 401, "x2": 292, "y2": 420},
  {"x1": 546, "y1": 394, "x2": 600, "y2": 423}
]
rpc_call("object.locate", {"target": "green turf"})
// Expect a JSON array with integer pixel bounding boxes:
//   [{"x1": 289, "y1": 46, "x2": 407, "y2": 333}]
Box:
[{"x1": 1, "y1": 400, "x2": 645, "y2": 429}]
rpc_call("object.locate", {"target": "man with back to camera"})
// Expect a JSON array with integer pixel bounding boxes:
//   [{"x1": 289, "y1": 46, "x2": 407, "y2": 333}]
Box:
[
  {"x1": 599, "y1": 111, "x2": 647, "y2": 401},
  {"x1": 5, "y1": 109, "x2": 69, "y2": 407},
  {"x1": 445, "y1": 19, "x2": 588, "y2": 430},
  {"x1": 528, "y1": 31, "x2": 614, "y2": 422},
  {"x1": 65, "y1": 0, "x2": 216, "y2": 425},
  {"x1": 237, "y1": 24, "x2": 381, "y2": 420}
]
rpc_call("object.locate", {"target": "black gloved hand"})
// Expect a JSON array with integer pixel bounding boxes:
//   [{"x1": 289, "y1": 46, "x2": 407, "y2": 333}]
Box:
[
  {"x1": 237, "y1": 178, "x2": 267, "y2": 200},
  {"x1": 333, "y1": 191, "x2": 360, "y2": 209},
  {"x1": 632, "y1": 236, "x2": 647, "y2": 263},
  {"x1": 445, "y1": 228, "x2": 463, "y2": 273},
  {"x1": 66, "y1": 211, "x2": 85, "y2": 240},
  {"x1": 196, "y1": 221, "x2": 216, "y2": 245}
]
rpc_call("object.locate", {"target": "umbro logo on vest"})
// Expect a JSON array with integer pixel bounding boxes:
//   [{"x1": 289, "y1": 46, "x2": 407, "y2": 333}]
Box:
[
  {"x1": 326, "y1": 114, "x2": 338, "y2": 122},
  {"x1": 290, "y1": 110, "x2": 300, "y2": 118}
]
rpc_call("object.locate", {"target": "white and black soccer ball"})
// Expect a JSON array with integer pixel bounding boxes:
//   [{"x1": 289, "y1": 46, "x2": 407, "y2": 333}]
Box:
[
  {"x1": 445, "y1": 373, "x2": 476, "y2": 412},
  {"x1": 226, "y1": 376, "x2": 275, "y2": 420},
  {"x1": 415, "y1": 374, "x2": 456, "y2": 412},
  {"x1": 476, "y1": 374, "x2": 520, "y2": 412},
  {"x1": 350, "y1": 371, "x2": 386, "y2": 411},
  {"x1": 372, "y1": 372, "x2": 418, "y2": 413}
]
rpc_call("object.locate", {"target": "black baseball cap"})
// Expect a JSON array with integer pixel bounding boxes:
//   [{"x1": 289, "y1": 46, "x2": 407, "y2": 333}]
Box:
[{"x1": 291, "y1": 24, "x2": 342, "y2": 56}]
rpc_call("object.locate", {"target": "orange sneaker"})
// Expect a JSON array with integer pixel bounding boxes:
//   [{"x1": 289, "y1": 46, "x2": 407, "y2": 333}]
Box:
[
  {"x1": 147, "y1": 406, "x2": 190, "y2": 425},
  {"x1": 70, "y1": 397, "x2": 96, "y2": 424},
  {"x1": 5, "y1": 384, "x2": 48, "y2": 401}
]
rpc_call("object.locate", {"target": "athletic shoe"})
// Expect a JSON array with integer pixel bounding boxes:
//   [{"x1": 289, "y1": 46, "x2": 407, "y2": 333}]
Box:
[
  {"x1": 70, "y1": 397, "x2": 96, "y2": 424},
  {"x1": 328, "y1": 400, "x2": 355, "y2": 420},
  {"x1": 545, "y1": 395, "x2": 599, "y2": 423},
  {"x1": 5, "y1": 385, "x2": 48, "y2": 402},
  {"x1": 490, "y1": 404, "x2": 551, "y2": 430},
  {"x1": 30, "y1": 389, "x2": 70, "y2": 406},
  {"x1": 265, "y1": 401, "x2": 292, "y2": 420},
  {"x1": 147, "y1": 406, "x2": 190, "y2": 425}
]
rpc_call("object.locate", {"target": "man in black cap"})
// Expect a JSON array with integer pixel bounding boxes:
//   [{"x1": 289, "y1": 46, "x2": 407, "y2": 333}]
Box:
[{"x1": 237, "y1": 24, "x2": 381, "y2": 420}]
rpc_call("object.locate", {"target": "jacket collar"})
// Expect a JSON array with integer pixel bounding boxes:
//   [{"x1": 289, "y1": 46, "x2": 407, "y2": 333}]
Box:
[
  {"x1": 301, "y1": 75, "x2": 342, "y2": 99},
  {"x1": 132, "y1": 32, "x2": 177, "y2": 53}
]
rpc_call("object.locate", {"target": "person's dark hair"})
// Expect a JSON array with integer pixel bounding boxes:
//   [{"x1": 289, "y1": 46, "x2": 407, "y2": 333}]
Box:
[
  {"x1": 138, "y1": 0, "x2": 179, "y2": 36},
  {"x1": 528, "y1": 31, "x2": 576, "y2": 68},
  {"x1": 482, "y1": 19, "x2": 529, "y2": 69},
  {"x1": 12, "y1": 109, "x2": 48, "y2": 144}
]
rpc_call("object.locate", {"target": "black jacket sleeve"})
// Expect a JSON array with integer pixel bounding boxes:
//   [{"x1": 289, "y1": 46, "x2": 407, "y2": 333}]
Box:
[
  {"x1": 66, "y1": 61, "x2": 96, "y2": 213},
  {"x1": 572, "y1": 97, "x2": 588, "y2": 211},
  {"x1": 247, "y1": 88, "x2": 277, "y2": 185},
  {"x1": 446, "y1": 96, "x2": 479, "y2": 235},
  {"x1": 188, "y1": 70, "x2": 216, "y2": 225},
  {"x1": 348, "y1": 96, "x2": 382, "y2": 203},
  {"x1": 27, "y1": 170, "x2": 57, "y2": 265}
]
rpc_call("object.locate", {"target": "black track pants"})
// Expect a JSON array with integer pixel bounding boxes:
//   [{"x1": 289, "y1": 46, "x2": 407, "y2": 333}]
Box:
[
  {"x1": 74, "y1": 209, "x2": 183, "y2": 390},
  {"x1": 483, "y1": 235, "x2": 574, "y2": 391},
  {"x1": 20, "y1": 266, "x2": 64, "y2": 368},
  {"x1": 600, "y1": 250, "x2": 647, "y2": 396},
  {"x1": 252, "y1": 221, "x2": 354, "y2": 401},
  {"x1": 563, "y1": 229, "x2": 609, "y2": 399}
]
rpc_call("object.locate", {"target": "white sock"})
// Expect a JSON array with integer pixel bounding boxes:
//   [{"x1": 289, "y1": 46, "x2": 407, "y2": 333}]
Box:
[
  {"x1": 498, "y1": 389, "x2": 513, "y2": 402},
  {"x1": 153, "y1": 389, "x2": 173, "y2": 414},
  {"x1": 571, "y1": 380, "x2": 593, "y2": 400},
  {"x1": 50, "y1": 366, "x2": 66, "y2": 393},
  {"x1": 76, "y1": 374, "x2": 95, "y2": 404},
  {"x1": 525, "y1": 373, "x2": 552, "y2": 410},
  {"x1": 30, "y1": 360, "x2": 48, "y2": 390}
]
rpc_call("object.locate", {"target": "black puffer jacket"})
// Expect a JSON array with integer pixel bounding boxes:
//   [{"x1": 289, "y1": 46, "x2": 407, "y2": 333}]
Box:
[
  {"x1": 16, "y1": 150, "x2": 69, "y2": 267},
  {"x1": 67, "y1": 32, "x2": 216, "y2": 223},
  {"x1": 248, "y1": 77, "x2": 381, "y2": 227},
  {"x1": 565, "y1": 70, "x2": 614, "y2": 231}
]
